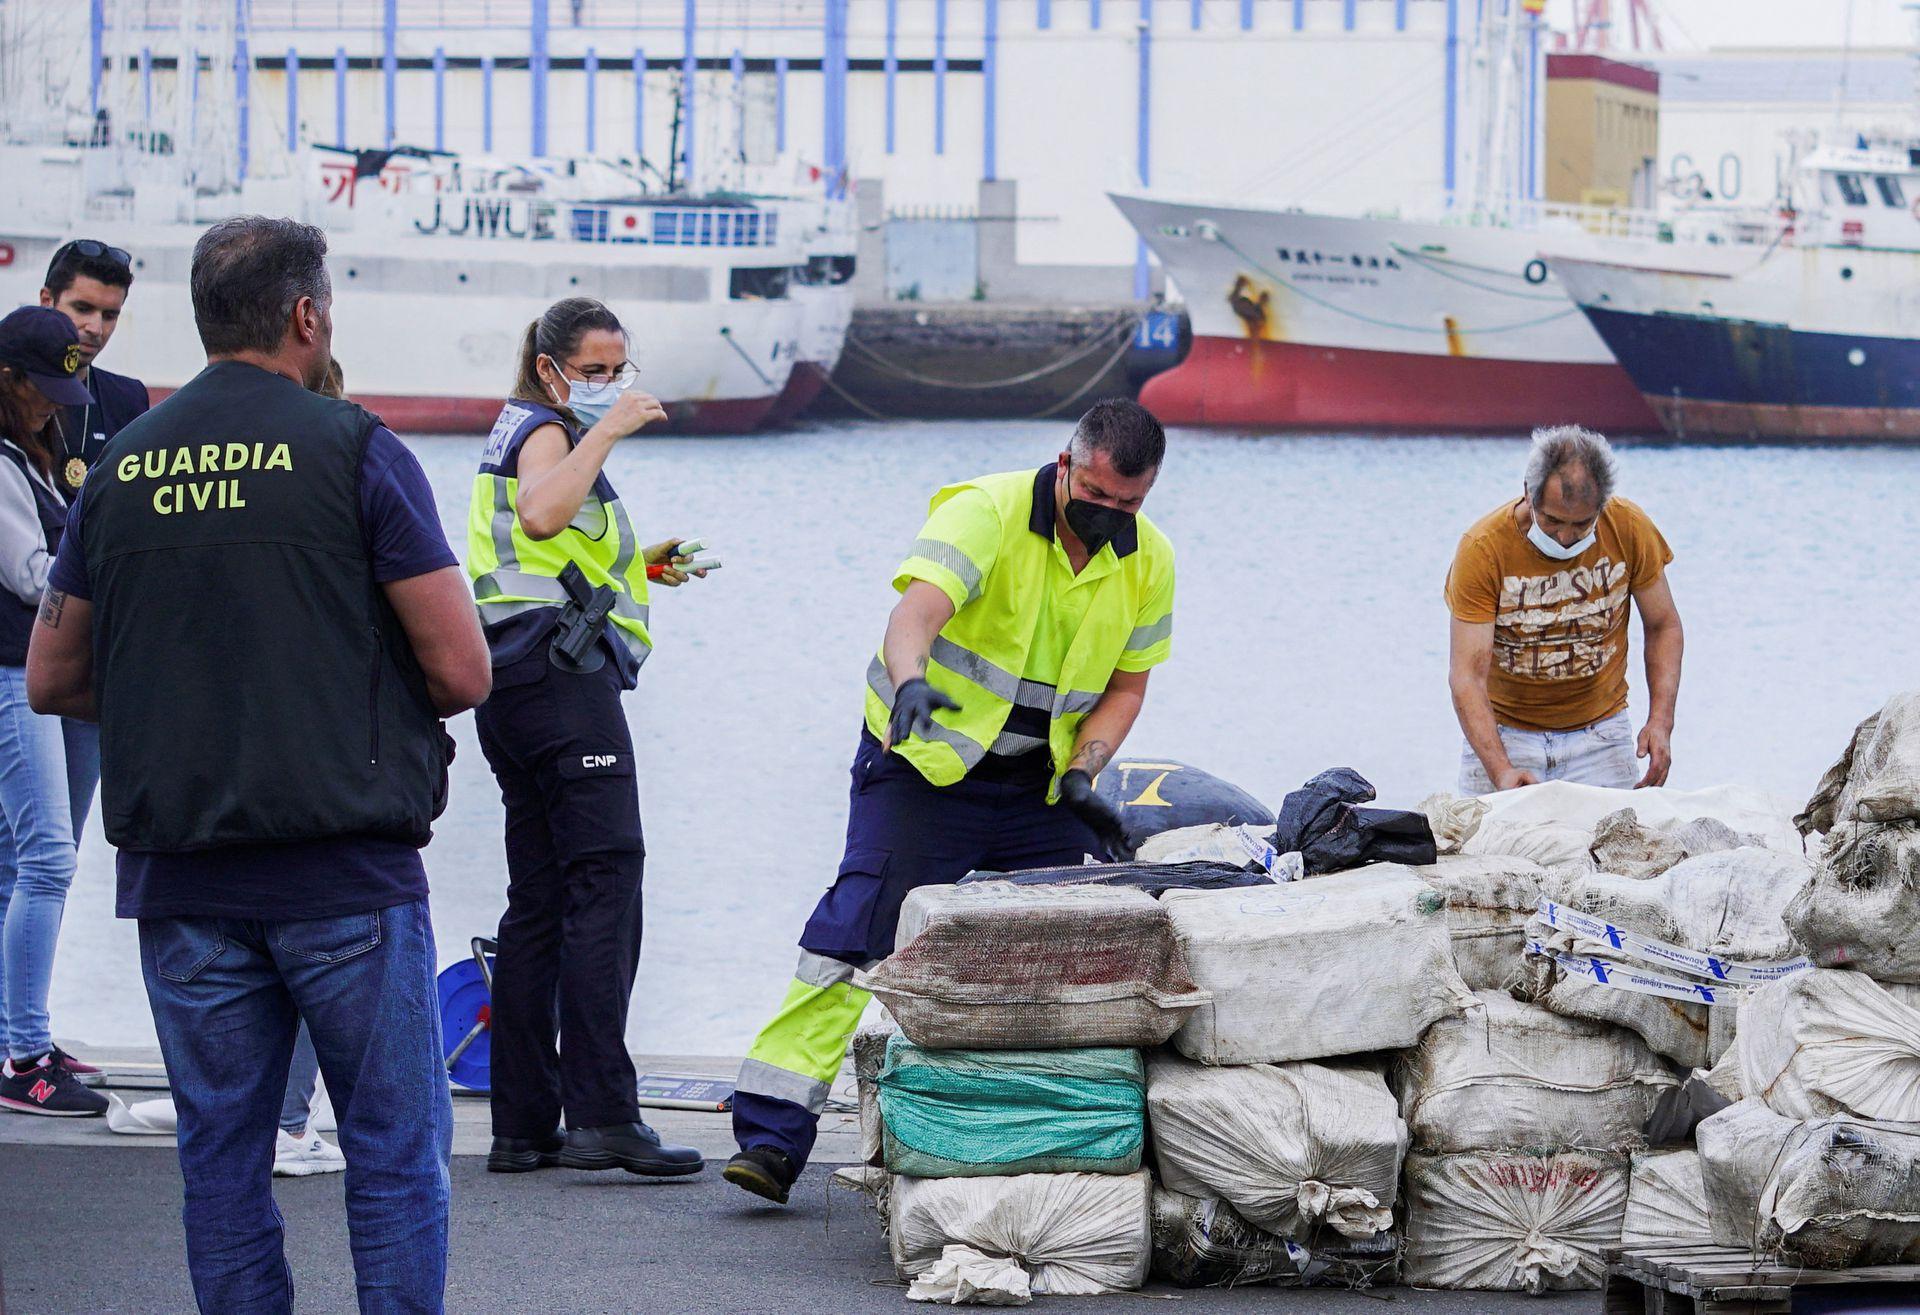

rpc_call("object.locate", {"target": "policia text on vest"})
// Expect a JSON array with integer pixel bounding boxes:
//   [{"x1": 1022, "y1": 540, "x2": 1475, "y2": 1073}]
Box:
[{"x1": 116, "y1": 441, "x2": 294, "y2": 514}]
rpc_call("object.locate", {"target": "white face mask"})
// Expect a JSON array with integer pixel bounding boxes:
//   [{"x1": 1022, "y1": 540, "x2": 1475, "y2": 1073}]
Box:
[
  {"x1": 1526, "y1": 517, "x2": 1597, "y2": 561},
  {"x1": 544, "y1": 358, "x2": 629, "y2": 428}
]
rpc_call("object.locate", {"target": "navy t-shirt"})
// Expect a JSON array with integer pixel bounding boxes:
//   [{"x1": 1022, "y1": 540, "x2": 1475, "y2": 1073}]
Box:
[
  {"x1": 54, "y1": 366, "x2": 149, "y2": 504},
  {"x1": 50, "y1": 425, "x2": 459, "y2": 921}
]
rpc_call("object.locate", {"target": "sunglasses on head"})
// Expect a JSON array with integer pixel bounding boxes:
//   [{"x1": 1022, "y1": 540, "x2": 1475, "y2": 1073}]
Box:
[{"x1": 52, "y1": 239, "x2": 132, "y2": 269}]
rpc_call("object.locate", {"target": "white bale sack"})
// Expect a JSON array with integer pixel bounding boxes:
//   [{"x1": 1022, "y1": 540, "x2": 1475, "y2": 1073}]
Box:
[
  {"x1": 1400, "y1": 1150, "x2": 1629, "y2": 1292},
  {"x1": 1698, "y1": 1100, "x2": 1920, "y2": 1268},
  {"x1": 1420, "y1": 792, "x2": 1489, "y2": 855},
  {"x1": 1808, "y1": 690, "x2": 1920, "y2": 827},
  {"x1": 1621, "y1": 1148, "x2": 1713, "y2": 1248},
  {"x1": 1480, "y1": 781, "x2": 1802, "y2": 854},
  {"x1": 1784, "y1": 822, "x2": 1920, "y2": 982},
  {"x1": 906, "y1": 1246, "x2": 1033, "y2": 1306},
  {"x1": 1412, "y1": 855, "x2": 1549, "y2": 991},
  {"x1": 1395, "y1": 991, "x2": 1675, "y2": 1154},
  {"x1": 1461, "y1": 817, "x2": 1595, "y2": 872},
  {"x1": 1135, "y1": 823, "x2": 1278, "y2": 871},
  {"x1": 1146, "y1": 1055, "x2": 1406, "y2": 1241},
  {"x1": 1736, "y1": 969, "x2": 1920, "y2": 1123},
  {"x1": 890, "y1": 1170, "x2": 1153, "y2": 1296},
  {"x1": 1163, "y1": 868, "x2": 1474, "y2": 1065}
]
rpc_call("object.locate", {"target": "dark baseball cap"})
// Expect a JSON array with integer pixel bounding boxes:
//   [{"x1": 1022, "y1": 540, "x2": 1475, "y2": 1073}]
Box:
[{"x1": 0, "y1": 306, "x2": 93, "y2": 407}]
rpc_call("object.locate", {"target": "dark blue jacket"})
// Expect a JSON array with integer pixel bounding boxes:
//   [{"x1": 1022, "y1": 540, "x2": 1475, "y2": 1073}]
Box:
[{"x1": 55, "y1": 364, "x2": 149, "y2": 502}]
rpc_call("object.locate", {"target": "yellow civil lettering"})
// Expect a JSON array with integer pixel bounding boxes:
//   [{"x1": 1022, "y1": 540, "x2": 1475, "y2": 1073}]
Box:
[
  {"x1": 169, "y1": 447, "x2": 195, "y2": 476},
  {"x1": 199, "y1": 445, "x2": 220, "y2": 473},
  {"x1": 189, "y1": 483, "x2": 211, "y2": 512},
  {"x1": 263, "y1": 444, "x2": 292, "y2": 472},
  {"x1": 153, "y1": 485, "x2": 174, "y2": 514},
  {"x1": 142, "y1": 450, "x2": 166, "y2": 478},
  {"x1": 251, "y1": 442, "x2": 264, "y2": 469},
  {"x1": 118, "y1": 455, "x2": 139, "y2": 482},
  {"x1": 224, "y1": 443, "x2": 249, "y2": 469},
  {"x1": 230, "y1": 480, "x2": 246, "y2": 508}
]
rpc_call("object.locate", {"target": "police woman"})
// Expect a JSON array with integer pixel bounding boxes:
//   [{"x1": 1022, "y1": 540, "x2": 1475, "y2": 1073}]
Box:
[
  {"x1": 470, "y1": 297, "x2": 703, "y2": 1177},
  {"x1": 0, "y1": 308, "x2": 105, "y2": 1117}
]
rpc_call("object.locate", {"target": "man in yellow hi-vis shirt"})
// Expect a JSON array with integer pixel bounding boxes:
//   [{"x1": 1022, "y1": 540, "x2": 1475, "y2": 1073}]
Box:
[{"x1": 724, "y1": 399, "x2": 1176, "y2": 1205}]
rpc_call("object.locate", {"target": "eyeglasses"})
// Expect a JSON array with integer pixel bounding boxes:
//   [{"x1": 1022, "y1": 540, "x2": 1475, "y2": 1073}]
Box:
[
  {"x1": 559, "y1": 358, "x2": 640, "y2": 387},
  {"x1": 52, "y1": 239, "x2": 132, "y2": 269}
]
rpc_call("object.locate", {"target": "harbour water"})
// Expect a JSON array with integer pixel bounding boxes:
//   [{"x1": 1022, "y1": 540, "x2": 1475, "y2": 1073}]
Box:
[{"x1": 51, "y1": 421, "x2": 1920, "y2": 1058}]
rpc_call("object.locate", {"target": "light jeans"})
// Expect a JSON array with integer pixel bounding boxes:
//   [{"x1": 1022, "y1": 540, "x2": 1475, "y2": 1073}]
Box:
[
  {"x1": 1458, "y1": 709, "x2": 1641, "y2": 795},
  {"x1": 0, "y1": 663, "x2": 101, "y2": 1060},
  {"x1": 280, "y1": 1021, "x2": 320, "y2": 1135}
]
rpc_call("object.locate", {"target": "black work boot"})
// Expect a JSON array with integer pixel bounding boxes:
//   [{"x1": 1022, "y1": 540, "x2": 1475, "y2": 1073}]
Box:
[
  {"x1": 723, "y1": 1147, "x2": 797, "y2": 1205},
  {"x1": 559, "y1": 1122, "x2": 704, "y2": 1177},
  {"x1": 487, "y1": 1130, "x2": 566, "y2": 1174}
]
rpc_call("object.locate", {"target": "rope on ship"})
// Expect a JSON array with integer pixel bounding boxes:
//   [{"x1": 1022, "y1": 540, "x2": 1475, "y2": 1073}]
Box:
[
  {"x1": 1215, "y1": 231, "x2": 1581, "y2": 337},
  {"x1": 843, "y1": 312, "x2": 1141, "y2": 390},
  {"x1": 1387, "y1": 243, "x2": 1568, "y2": 302}
]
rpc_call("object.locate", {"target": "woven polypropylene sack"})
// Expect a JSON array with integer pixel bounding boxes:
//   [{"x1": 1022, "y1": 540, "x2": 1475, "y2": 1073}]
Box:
[
  {"x1": 1147, "y1": 1189, "x2": 1398, "y2": 1289},
  {"x1": 854, "y1": 1014, "x2": 900, "y2": 1168},
  {"x1": 1480, "y1": 781, "x2": 1802, "y2": 854},
  {"x1": 1395, "y1": 991, "x2": 1675, "y2": 1154},
  {"x1": 1162, "y1": 868, "x2": 1473, "y2": 1065},
  {"x1": 1698, "y1": 1100, "x2": 1920, "y2": 1268},
  {"x1": 876, "y1": 1036, "x2": 1145, "y2": 1178},
  {"x1": 889, "y1": 1170, "x2": 1153, "y2": 1295},
  {"x1": 1412, "y1": 855, "x2": 1550, "y2": 991},
  {"x1": 1400, "y1": 1150, "x2": 1629, "y2": 1292},
  {"x1": 1621, "y1": 1148, "x2": 1713, "y2": 1248},
  {"x1": 1820, "y1": 690, "x2": 1920, "y2": 827},
  {"x1": 1736, "y1": 969, "x2": 1920, "y2": 1123},
  {"x1": 1420, "y1": 792, "x2": 1489, "y2": 856},
  {"x1": 1785, "y1": 822, "x2": 1920, "y2": 981},
  {"x1": 1461, "y1": 817, "x2": 1596, "y2": 871},
  {"x1": 865, "y1": 881, "x2": 1208, "y2": 1049},
  {"x1": 1146, "y1": 1055, "x2": 1406, "y2": 1241}
]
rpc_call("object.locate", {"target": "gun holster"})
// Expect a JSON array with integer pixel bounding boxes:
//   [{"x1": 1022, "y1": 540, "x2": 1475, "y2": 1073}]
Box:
[{"x1": 548, "y1": 561, "x2": 617, "y2": 673}]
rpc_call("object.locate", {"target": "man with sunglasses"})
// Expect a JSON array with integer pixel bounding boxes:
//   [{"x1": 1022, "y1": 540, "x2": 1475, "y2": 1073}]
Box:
[
  {"x1": 724, "y1": 398, "x2": 1176, "y2": 1206},
  {"x1": 1446, "y1": 425, "x2": 1684, "y2": 794},
  {"x1": 39, "y1": 240, "x2": 147, "y2": 500}
]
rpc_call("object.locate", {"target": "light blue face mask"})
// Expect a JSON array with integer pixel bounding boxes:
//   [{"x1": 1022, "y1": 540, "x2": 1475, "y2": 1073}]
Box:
[
  {"x1": 1526, "y1": 517, "x2": 1597, "y2": 561},
  {"x1": 562, "y1": 376, "x2": 627, "y2": 430}
]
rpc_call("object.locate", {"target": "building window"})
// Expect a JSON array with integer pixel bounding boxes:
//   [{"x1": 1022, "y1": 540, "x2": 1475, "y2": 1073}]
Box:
[
  {"x1": 1835, "y1": 173, "x2": 1869, "y2": 206},
  {"x1": 1875, "y1": 175, "x2": 1905, "y2": 208}
]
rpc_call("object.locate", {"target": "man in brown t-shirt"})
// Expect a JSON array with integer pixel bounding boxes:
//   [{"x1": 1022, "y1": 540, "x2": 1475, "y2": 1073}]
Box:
[{"x1": 1444, "y1": 426, "x2": 1684, "y2": 794}]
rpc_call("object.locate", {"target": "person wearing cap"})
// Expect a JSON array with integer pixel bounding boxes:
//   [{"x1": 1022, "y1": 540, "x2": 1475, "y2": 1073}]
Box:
[
  {"x1": 0, "y1": 307, "x2": 108, "y2": 1117},
  {"x1": 39, "y1": 238, "x2": 148, "y2": 501}
]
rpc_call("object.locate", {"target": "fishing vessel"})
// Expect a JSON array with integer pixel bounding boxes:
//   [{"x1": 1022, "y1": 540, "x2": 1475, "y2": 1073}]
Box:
[
  {"x1": 1546, "y1": 138, "x2": 1920, "y2": 441},
  {"x1": 763, "y1": 194, "x2": 858, "y2": 425}
]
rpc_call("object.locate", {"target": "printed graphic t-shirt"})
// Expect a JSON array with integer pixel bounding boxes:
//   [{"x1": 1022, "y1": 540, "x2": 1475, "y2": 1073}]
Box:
[{"x1": 1444, "y1": 496, "x2": 1673, "y2": 733}]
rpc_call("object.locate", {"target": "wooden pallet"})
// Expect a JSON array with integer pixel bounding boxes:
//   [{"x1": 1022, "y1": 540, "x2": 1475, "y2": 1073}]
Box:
[{"x1": 1603, "y1": 1243, "x2": 1920, "y2": 1314}]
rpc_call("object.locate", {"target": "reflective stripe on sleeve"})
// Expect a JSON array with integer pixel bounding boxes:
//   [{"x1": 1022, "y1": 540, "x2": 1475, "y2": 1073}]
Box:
[
  {"x1": 734, "y1": 1058, "x2": 833, "y2": 1113},
  {"x1": 905, "y1": 537, "x2": 985, "y2": 604},
  {"x1": 794, "y1": 950, "x2": 857, "y2": 989},
  {"x1": 1126, "y1": 614, "x2": 1173, "y2": 651}
]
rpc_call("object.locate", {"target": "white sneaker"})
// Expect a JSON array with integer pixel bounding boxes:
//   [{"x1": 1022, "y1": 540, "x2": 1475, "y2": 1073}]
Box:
[{"x1": 273, "y1": 1128, "x2": 346, "y2": 1177}]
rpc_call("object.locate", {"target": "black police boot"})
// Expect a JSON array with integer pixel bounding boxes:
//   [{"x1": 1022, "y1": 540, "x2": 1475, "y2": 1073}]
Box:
[
  {"x1": 722, "y1": 1147, "x2": 797, "y2": 1206},
  {"x1": 558, "y1": 1122, "x2": 704, "y2": 1177},
  {"x1": 487, "y1": 1130, "x2": 566, "y2": 1174}
]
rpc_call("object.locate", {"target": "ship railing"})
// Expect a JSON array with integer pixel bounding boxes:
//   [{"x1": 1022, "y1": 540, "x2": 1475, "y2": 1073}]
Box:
[{"x1": 1453, "y1": 199, "x2": 1795, "y2": 248}]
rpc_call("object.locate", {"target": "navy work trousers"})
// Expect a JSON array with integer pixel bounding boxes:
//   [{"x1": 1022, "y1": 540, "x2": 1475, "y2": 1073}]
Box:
[
  {"x1": 475, "y1": 654, "x2": 647, "y2": 1139},
  {"x1": 731, "y1": 731, "x2": 1102, "y2": 1169}
]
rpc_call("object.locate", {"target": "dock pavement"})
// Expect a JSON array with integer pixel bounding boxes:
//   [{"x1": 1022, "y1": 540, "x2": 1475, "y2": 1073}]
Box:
[{"x1": 0, "y1": 1046, "x2": 1591, "y2": 1314}]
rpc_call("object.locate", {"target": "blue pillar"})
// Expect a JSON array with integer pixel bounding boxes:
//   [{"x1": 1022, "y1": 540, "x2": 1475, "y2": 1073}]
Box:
[
  {"x1": 531, "y1": 0, "x2": 550, "y2": 156},
  {"x1": 1292, "y1": 0, "x2": 1304, "y2": 29},
  {"x1": 823, "y1": 0, "x2": 848, "y2": 197},
  {"x1": 433, "y1": 47, "x2": 446, "y2": 151},
  {"x1": 482, "y1": 55, "x2": 494, "y2": 152},
  {"x1": 1526, "y1": 15, "x2": 1540, "y2": 201},
  {"x1": 586, "y1": 48, "x2": 599, "y2": 153},
  {"x1": 333, "y1": 46, "x2": 347, "y2": 147},
  {"x1": 233, "y1": 0, "x2": 250, "y2": 179},
  {"x1": 729, "y1": 48, "x2": 742, "y2": 160},
  {"x1": 1038, "y1": 0, "x2": 1052, "y2": 27},
  {"x1": 1443, "y1": 0, "x2": 1458, "y2": 202},
  {"x1": 1091, "y1": 0, "x2": 1102, "y2": 28},
  {"x1": 933, "y1": 0, "x2": 947, "y2": 155},
  {"x1": 141, "y1": 47, "x2": 152, "y2": 127},
  {"x1": 633, "y1": 48, "x2": 646, "y2": 158},
  {"x1": 884, "y1": 0, "x2": 898, "y2": 154},
  {"x1": 1135, "y1": 0, "x2": 1151, "y2": 298},
  {"x1": 88, "y1": 0, "x2": 104, "y2": 118},
  {"x1": 285, "y1": 48, "x2": 298, "y2": 152},
  {"x1": 382, "y1": 0, "x2": 397, "y2": 147},
  {"x1": 1395, "y1": 0, "x2": 1408, "y2": 30},
  {"x1": 1239, "y1": 0, "x2": 1252, "y2": 28},
  {"x1": 1343, "y1": 0, "x2": 1356, "y2": 30},
  {"x1": 775, "y1": 55, "x2": 787, "y2": 152},
  {"x1": 983, "y1": 0, "x2": 998, "y2": 181},
  {"x1": 1190, "y1": 0, "x2": 1201, "y2": 31},
  {"x1": 681, "y1": 0, "x2": 697, "y2": 188}
]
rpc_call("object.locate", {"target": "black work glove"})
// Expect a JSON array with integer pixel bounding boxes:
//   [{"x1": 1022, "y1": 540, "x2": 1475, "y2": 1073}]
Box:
[
  {"x1": 887, "y1": 677, "x2": 961, "y2": 749},
  {"x1": 1059, "y1": 768, "x2": 1137, "y2": 862}
]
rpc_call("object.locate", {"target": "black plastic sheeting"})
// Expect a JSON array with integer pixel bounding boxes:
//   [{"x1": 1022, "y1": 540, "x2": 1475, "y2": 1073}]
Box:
[
  {"x1": 958, "y1": 860, "x2": 1274, "y2": 895},
  {"x1": 1272, "y1": 767, "x2": 1437, "y2": 875},
  {"x1": 1094, "y1": 759, "x2": 1275, "y2": 850}
]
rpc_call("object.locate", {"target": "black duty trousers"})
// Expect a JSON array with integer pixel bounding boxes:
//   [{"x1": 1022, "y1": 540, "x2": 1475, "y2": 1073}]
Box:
[{"x1": 474, "y1": 652, "x2": 646, "y2": 1138}]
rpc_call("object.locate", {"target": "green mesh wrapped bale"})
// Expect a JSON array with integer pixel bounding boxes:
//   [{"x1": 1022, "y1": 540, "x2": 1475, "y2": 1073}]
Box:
[{"x1": 876, "y1": 1035, "x2": 1146, "y2": 1178}]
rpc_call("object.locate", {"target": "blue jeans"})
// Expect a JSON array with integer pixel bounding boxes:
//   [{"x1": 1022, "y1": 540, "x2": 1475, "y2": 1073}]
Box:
[
  {"x1": 140, "y1": 899, "x2": 452, "y2": 1315},
  {"x1": 0, "y1": 663, "x2": 100, "y2": 1059},
  {"x1": 1458, "y1": 709, "x2": 1641, "y2": 794},
  {"x1": 281, "y1": 1021, "x2": 319, "y2": 1135}
]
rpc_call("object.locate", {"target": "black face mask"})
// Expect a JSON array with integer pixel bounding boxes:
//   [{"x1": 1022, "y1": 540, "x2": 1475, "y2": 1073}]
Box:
[{"x1": 1061, "y1": 460, "x2": 1135, "y2": 556}]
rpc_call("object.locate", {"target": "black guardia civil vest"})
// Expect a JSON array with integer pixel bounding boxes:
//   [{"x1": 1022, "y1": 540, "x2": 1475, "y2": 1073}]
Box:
[{"x1": 83, "y1": 360, "x2": 442, "y2": 852}]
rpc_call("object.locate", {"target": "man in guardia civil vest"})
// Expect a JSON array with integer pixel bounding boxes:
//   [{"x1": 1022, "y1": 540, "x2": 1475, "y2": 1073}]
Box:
[{"x1": 724, "y1": 399, "x2": 1177, "y2": 1205}]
